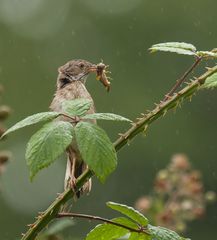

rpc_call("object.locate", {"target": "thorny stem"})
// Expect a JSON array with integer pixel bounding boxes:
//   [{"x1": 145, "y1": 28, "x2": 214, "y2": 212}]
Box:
[
  {"x1": 57, "y1": 212, "x2": 150, "y2": 234},
  {"x1": 21, "y1": 65, "x2": 217, "y2": 240},
  {"x1": 163, "y1": 56, "x2": 202, "y2": 101},
  {"x1": 113, "y1": 65, "x2": 217, "y2": 151}
]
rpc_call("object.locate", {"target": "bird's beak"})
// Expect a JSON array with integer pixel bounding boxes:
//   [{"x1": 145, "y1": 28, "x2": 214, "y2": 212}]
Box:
[{"x1": 87, "y1": 64, "x2": 98, "y2": 73}]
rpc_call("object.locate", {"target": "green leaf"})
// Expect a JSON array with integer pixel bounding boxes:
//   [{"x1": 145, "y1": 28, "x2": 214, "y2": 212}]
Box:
[
  {"x1": 26, "y1": 121, "x2": 73, "y2": 180},
  {"x1": 86, "y1": 218, "x2": 129, "y2": 240},
  {"x1": 107, "y1": 202, "x2": 149, "y2": 226},
  {"x1": 150, "y1": 42, "x2": 196, "y2": 51},
  {"x1": 62, "y1": 98, "x2": 92, "y2": 116},
  {"x1": 75, "y1": 122, "x2": 117, "y2": 183},
  {"x1": 149, "y1": 47, "x2": 196, "y2": 56},
  {"x1": 83, "y1": 113, "x2": 132, "y2": 122},
  {"x1": 129, "y1": 232, "x2": 151, "y2": 240},
  {"x1": 116, "y1": 216, "x2": 150, "y2": 240},
  {"x1": 1, "y1": 112, "x2": 60, "y2": 138},
  {"x1": 112, "y1": 217, "x2": 138, "y2": 229},
  {"x1": 203, "y1": 72, "x2": 217, "y2": 89},
  {"x1": 149, "y1": 42, "x2": 196, "y2": 56},
  {"x1": 148, "y1": 225, "x2": 189, "y2": 240}
]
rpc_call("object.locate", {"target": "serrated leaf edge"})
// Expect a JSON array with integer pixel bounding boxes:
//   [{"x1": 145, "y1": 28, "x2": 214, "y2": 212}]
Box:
[
  {"x1": 26, "y1": 121, "x2": 73, "y2": 181},
  {"x1": 1, "y1": 112, "x2": 60, "y2": 138},
  {"x1": 106, "y1": 201, "x2": 148, "y2": 226}
]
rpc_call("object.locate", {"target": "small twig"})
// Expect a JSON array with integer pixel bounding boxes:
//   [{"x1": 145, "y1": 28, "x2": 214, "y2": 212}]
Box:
[
  {"x1": 164, "y1": 56, "x2": 202, "y2": 101},
  {"x1": 57, "y1": 212, "x2": 150, "y2": 234}
]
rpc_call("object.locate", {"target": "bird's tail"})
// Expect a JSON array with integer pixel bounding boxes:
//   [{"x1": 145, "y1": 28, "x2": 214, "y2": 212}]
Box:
[{"x1": 64, "y1": 149, "x2": 91, "y2": 198}]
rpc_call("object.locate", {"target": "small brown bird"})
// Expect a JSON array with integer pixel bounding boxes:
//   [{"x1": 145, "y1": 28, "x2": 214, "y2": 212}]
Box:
[{"x1": 50, "y1": 59, "x2": 98, "y2": 197}]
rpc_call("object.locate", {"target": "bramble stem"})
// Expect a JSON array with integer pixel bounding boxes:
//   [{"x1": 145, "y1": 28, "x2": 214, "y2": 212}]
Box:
[
  {"x1": 163, "y1": 56, "x2": 202, "y2": 101},
  {"x1": 21, "y1": 65, "x2": 217, "y2": 240},
  {"x1": 57, "y1": 212, "x2": 150, "y2": 234}
]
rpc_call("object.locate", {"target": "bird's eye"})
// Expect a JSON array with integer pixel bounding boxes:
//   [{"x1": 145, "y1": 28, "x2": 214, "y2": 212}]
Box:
[{"x1": 79, "y1": 63, "x2": 84, "y2": 69}]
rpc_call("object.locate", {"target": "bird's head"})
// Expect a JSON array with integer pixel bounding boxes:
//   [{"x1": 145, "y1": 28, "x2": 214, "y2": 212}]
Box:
[{"x1": 57, "y1": 59, "x2": 97, "y2": 89}]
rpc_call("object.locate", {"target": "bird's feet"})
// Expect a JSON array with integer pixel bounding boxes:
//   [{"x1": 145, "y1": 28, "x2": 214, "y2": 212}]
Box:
[
  {"x1": 69, "y1": 176, "x2": 77, "y2": 191},
  {"x1": 70, "y1": 177, "x2": 81, "y2": 198}
]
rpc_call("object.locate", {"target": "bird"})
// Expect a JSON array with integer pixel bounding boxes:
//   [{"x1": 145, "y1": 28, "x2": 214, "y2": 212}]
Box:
[{"x1": 50, "y1": 59, "x2": 98, "y2": 197}]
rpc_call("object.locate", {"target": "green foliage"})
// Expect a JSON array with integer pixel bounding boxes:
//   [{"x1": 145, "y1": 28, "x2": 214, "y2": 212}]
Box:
[
  {"x1": 83, "y1": 113, "x2": 132, "y2": 122},
  {"x1": 129, "y1": 232, "x2": 150, "y2": 240},
  {"x1": 86, "y1": 202, "x2": 188, "y2": 240},
  {"x1": 75, "y1": 122, "x2": 117, "y2": 183},
  {"x1": 5, "y1": 98, "x2": 131, "y2": 181},
  {"x1": 148, "y1": 225, "x2": 189, "y2": 240},
  {"x1": 149, "y1": 42, "x2": 217, "y2": 59},
  {"x1": 112, "y1": 217, "x2": 138, "y2": 229},
  {"x1": 150, "y1": 42, "x2": 197, "y2": 51},
  {"x1": 149, "y1": 42, "x2": 196, "y2": 56},
  {"x1": 203, "y1": 72, "x2": 217, "y2": 89},
  {"x1": 1, "y1": 112, "x2": 60, "y2": 138},
  {"x1": 86, "y1": 218, "x2": 130, "y2": 240},
  {"x1": 107, "y1": 202, "x2": 149, "y2": 226},
  {"x1": 150, "y1": 46, "x2": 196, "y2": 56},
  {"x1": 26, "y1": 121, "x2": 73, "y2": 180},
  {"x1": 62, "y1": 98, "x2": 92, "y2": 116}
]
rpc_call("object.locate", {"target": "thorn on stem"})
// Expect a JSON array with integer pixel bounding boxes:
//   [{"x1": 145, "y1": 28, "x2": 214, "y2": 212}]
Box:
[
  {"x1": 165, "y1": 95, "x2": 172, "y2": 100},
  {"x1": 205, "y1": 67, "x2": 212, "y2": 71},
  {"x1": 163, "y1": 109, "x2": 168, "y2": 116},
  {"x1": 143, "y1": 124, "x2": 148, "y2": 131},
  {"x1": 118, "y1": 133, "x2": 126, "y2": 139},
  {"x1": 27, "y1": 223, "x2": 35, "y2": 228}
]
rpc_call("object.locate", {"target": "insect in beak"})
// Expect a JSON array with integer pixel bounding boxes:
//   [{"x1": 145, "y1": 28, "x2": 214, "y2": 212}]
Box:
[
  {"x1": 87, "y1": 62, "x2": 111, "y2": 92},
  {"x1": 96, "y1": 63, "x2": 111, "y2": 92}
]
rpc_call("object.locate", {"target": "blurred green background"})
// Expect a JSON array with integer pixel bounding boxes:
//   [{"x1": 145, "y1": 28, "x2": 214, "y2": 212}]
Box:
[{"x1": 0, "y1": 0, "x2": 217, "y2": 239}]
